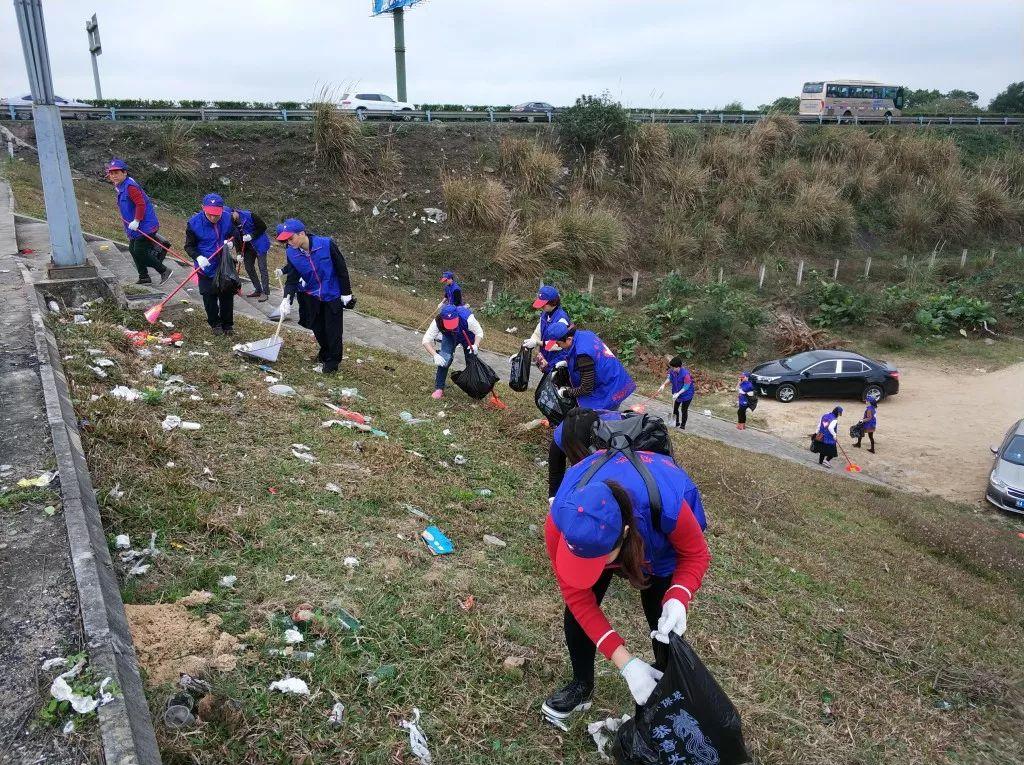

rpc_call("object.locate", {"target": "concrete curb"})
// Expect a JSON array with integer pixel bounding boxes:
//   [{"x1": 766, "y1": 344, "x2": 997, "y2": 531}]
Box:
[{"x1": 20, "y1": 264, "x2": 161, "y2": 764}]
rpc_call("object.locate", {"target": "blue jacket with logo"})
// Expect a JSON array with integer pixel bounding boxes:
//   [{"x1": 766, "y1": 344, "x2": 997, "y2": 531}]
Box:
[
  {"x1": 569, "y1": 330, "x2": 636, "y2": 410},
  {"x1": 818, "y1": 412, "x2": 838, "y2": 445},
  {"x1": 185, "y1": 208, "x2": 234, "y2": 278},
  {"x1": 442, "y1": 305, "x2": 477, "y2": 348},
  {"x1": 233, "y1": 209, "x2": 270, "y2": 255},
  {"x1": 669, "y1": 367, "x2": 694, "y2": 402},
  {"x1": 116, "y1": 177, "x2": 159, "y2": 240},
  {"x1": 738, "y1": 379, "x2": 755, "y2": 408},
  {"x1": 443, "y1": 281, "x2": 463, "y2": 307},
  {"x1": 862, "y1": 404, "x2": 877, "y2": 430},
  {"x1": 285, "y1": 235, "x2": 345, "y2": 303},
  {"x1": 554, "y1": 450, "x2": 707, "y2": 578}
]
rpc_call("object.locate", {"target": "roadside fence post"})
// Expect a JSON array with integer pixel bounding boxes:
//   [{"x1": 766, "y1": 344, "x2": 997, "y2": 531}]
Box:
[
  {"x1": 833, "y1": 259, "x2": 839, "y2": 280},
  {"x1": 758, "y1": 263, "x2": 766, "y2": 290},
  {"x1": 796, "y1": 260, "x2": 804, "y2": 285},
  {"x1": 929, "y1": 250, "x2": 936, "y2": 268},
  {"x1": 989, "y1": 248, "x2": 996, "y2": 263},
  {"x1": 960, "y1": 248, "x2": 967, "y2": 269},
  {"x1": 631, "y1": 270, "x2": 639, "y2": 297},
  {"x1": 864, "y1": 257, "x2": 872, "y2": 279},
  {"x1": 486, "y1": 280, "x2": 493, "y2": 303},
  {"x1": 717, "y1": 267, "x2": 723, "y2": 284},
  {"x1": 617, "y1": 286, "x2": 623, "y2": 302},
  {"x1": 587, "y1": 274, "x2": 594, "y2": 295}
]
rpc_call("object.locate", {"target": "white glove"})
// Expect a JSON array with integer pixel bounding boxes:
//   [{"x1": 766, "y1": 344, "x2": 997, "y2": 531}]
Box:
[
  {"x1": 127, "y1": 219, "x2": 140, "y2": 231},
  {"x1": 522, "y1": 338, "x2": 538, "y2": 349},
  {"x1": 277, "y1": 298, "x2": 291, "y2": 317},
  {"x1": 196, "y1": 256, "x2": 211, "y2": 269},
  {"x1": 652, "y1": 598, "x2": 687, "y2": 644},
  {"x1": 274, "y1": 268, "x2": 285, "y2": 279},
  {"x1": 471, "y1": 344, "x2": 479, "y2": 355},
  {"x1": 557, "y1": 386, "x2": 571, "y2": 399},
  {"x1": 341, "y1": 294, "x2": 352, "y2": 305},
  {"x1": 554, "y1": 360, "x2": 568, "y2": 369},
  {"x1": 432, "y1": 353, "x2": 447, "y2": 367},
  {"x1": 242, "y1": 233, "x2": 252, "y2": 242},
  {"x1": 621, "y1": 658, "x2": 664, "y2": 705}
]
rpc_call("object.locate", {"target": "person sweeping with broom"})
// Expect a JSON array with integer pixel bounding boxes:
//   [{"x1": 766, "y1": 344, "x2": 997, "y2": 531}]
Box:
[
  {"x1": 185, "y1": 193, "x2": 239, "y2": 336},
  {"x1": 274, "y1": 218, "x2": 355, "y2": 374}
]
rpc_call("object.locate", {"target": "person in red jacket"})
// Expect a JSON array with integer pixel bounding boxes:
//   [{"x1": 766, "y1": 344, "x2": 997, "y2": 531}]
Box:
[{"x1": 541, "y1": 429, "x2": 711, "y2": 726}]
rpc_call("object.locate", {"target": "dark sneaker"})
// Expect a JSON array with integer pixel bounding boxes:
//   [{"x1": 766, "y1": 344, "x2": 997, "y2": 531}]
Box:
[
  {"x1": 159, "y1": 269, "x2": 172, "y2": 285},
  {"x1": 136, "y1": 277, "x2": 153, "y2": 285},
  {"x1": 211, "y1": 326, "x2": 224, "y2": 336},
  {"x1": 223, "y1": 327, "x2": 234, "y2": 336},
  {"x1": 246, "y1": 290, "x2": 262, "y2": 298},
  {"x1": 541, "y1": 680, "x2": 593, "y2": 721},
  {"x1": 257, "y1": 294, "x2": 269, "y2": 303}
]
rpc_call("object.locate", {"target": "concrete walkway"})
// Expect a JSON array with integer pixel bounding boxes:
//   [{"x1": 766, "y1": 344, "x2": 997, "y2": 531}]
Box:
[
  {"x1": 0, "y1": 185, "x2": 92, "y2": 763},
  {"x1": 83, "y1": 227, "x2": 888, "y2": 488}
]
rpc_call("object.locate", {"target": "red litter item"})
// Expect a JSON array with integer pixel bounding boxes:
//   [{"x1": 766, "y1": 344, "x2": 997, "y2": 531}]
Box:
[
  {"x1": 18, "y1": 248, "x2": 35, "y2": 254},
  {"x1": 268, "y1": 487, "x2": 279, "y2": 495},
  {"x1": 122, "y1": 329, "x2": 150, "y2": 347},
  {"x1": 323, "y1": 401, "x2": 368, "y2": 425}
]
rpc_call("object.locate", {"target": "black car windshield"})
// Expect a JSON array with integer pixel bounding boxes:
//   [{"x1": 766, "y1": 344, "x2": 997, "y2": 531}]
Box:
[
  {"x1": 1002, "y1": 435, "x2": 1024, "y2": 466},
  {"x1": 783, "y1": 351, "x2": 821, "y2": 370}
]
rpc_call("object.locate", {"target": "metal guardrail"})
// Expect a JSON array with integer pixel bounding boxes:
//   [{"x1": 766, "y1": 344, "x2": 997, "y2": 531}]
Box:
[{"x1": 4, "y1": 104, "x2": 1023, "y2": 126}]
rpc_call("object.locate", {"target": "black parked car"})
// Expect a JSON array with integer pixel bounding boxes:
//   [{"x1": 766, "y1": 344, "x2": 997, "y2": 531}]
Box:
[
  {"x1": 749, "y1": 350, "x2": 900, "y2": 403},
  {"x1": 511, "y1": 102, "x2": 555, "y2": 121}
]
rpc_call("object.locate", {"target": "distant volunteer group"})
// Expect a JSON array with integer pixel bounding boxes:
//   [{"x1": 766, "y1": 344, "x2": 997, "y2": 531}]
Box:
[{"x1": 107, "y1": 157, "x2": 876, "y2": 721}]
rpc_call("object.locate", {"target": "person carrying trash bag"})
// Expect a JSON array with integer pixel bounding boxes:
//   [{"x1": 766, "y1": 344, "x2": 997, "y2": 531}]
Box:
[
  {"x1": 544, "y1": 324, "x2": 636, "y2": 411},
  {"x1": 542, "y1": 433, "x2": 710, "y2": 727},
  {"x1": 521, "y1": 285, "x2": 572, "y2": 371},
  {"x1": 438, "y1": 270, "x2": 463, "y2": 309},
  {"x1": 736, "y1": 372, "x2": 756, "y2": 430},
  {"x1": 230, "y1": 207, "x2": 271, "y2": 302},
  {"x1": 274, "y1": 218, "x2": 355, "y2": 374},
  {"x1": 422, "y1": 304, "x2": 483, "y2": 400},
  {"x1": 106, "y1": 158, "x2": 173, "y2": 286},
  {"x1": 185, "y1": 193, "x2": 240, "y2": 336},
  {"x1": 815, "y1": 406, "x2": 843, "y2": 468},
  {"x1": 657, "y1": 356, "x2": 695, "y2": 430},
  {"x1": 853, "y1": 395, "x2": 878, "y2": 453}
]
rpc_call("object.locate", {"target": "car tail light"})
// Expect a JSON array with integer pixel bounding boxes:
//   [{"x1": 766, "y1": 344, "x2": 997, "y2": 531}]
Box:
[
  {"x1": 887, "y1": 370, "x2": 900, "y2": 379},
  {"x1": 341, "y1": 100, "x2": 351, "y2": 105}
]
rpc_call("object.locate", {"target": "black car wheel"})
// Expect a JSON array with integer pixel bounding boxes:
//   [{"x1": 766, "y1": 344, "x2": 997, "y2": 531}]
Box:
[
  {"x1": 862, "y1": 383, "x2": 885, "y2": 402},
  {"x1": 776, "y1": 383, "x2": 797, "y2": 403},
  {"x1": 355, "y1": 107, "x2": 367, "y2": 122}
]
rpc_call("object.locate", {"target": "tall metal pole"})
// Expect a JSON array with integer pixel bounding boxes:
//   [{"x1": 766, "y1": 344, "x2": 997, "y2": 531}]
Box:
[
  {"x1": 14, "y1": 0, "x2": 88, "y2": 269},
  {"x1": 392, "y1": 7, "x2": 407, "y2": 102},
  {"x1": 86, "y1": 13, "x2": 102, "y2": 100}
]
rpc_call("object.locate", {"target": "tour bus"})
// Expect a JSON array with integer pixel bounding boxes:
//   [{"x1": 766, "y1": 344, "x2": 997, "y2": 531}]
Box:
[{"x1": 799, "y1": 80, "x2": 905, "y2": 119}]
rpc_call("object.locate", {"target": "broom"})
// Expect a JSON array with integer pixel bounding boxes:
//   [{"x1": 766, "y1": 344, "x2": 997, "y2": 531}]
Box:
[
  {"x1": 836, "y1": 441, "x2": 862, "y2": 473},
  {"x1": 142, "y1": 241, "x2": 227, "y2": 324}
]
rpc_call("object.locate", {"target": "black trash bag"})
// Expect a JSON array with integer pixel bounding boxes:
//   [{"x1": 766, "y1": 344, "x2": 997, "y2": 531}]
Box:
[
  {"x1": 535, "y1": 372, "x2": 573, "y2": 425},
  {"x1": 849, "y1": 422, "x2": 864, "y2": 439},
  {"x1": 746, "y1": 396, "x2": 758, "y2": 412},
  {"x1": 509, "y1": 347, "x2": 531, "y2": 392},
  {"x1": 809, "y1": 436, "x2": 820, "y2": 453},
  {"x1": 451, "y1": 353, "x2": 499, "y2": 400},
  {"x1": 212, "y1": 248, "x2": 242, "y2": 294},
  {"x1": 613, "y1": 636, "x2": 751, "y2": 765}
]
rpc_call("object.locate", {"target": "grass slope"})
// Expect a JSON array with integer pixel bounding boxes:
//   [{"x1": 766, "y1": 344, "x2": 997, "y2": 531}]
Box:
[{"x1": 49, "y1": 300, "x2": 1023, "y2": 764}]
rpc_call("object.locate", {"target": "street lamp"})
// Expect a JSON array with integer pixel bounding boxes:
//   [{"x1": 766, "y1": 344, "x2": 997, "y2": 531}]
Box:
[{"x1": 86, "y1": 13, "x2": 102, "y2": 100}]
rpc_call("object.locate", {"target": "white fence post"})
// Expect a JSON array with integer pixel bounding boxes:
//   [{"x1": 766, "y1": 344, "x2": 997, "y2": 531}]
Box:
[
  {"x1": 989, "y1": 247, "x2": 995, "y2": 263},
  {"x1": 717, "y1": 267, "x2": 723, "y2": 284},
  {"x1": 929, "y1": 250, "x2": 936, "y2": 268},
  {"x1": 960, "y1": 248, "x2": 967, "y2": 269},
  {"x1": 796, "y1": 260, "x2": 804, "y2": 285},
  {"x1": 832, "y1": 259, "x2": 839, "y2": 280},
  {"x1": 631, "y1": 270, "x2": 639, "y2": 297},
  {"x1": 758, "y1": 263, "x2": 766, "y2": 290},
  {"x1": 486, "y1": 280, "x2": 493, "y2": 303},
  {"x1": 587, "y1": 274, "x2": 594, "y2": 295},
  {"x1": 617, "y1": 286, "x2": 623, "y2": 302},
  {"x1": 864, "y1": 257, "x2": 872, "y2": 279}
]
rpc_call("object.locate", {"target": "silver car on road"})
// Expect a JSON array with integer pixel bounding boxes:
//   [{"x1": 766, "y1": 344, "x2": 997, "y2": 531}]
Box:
[{"x1": 986, "y1": 419, "x2": 1024, "y2": 514}]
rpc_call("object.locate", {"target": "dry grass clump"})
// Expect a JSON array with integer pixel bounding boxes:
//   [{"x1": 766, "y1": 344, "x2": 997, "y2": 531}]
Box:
[
  {"x1": 698, "y1": 134, "x2": 754, "y2": 180},
  {"x1": 668, "y1": 126, "x2": 703, "y2": 158},
  {"x1": 811, "y1": 127, "x2": 884, "y2": 166},
  {"x1": 441, "y1": 172, "x2": 510, "y2": 230},
  {"x1": 499, "y1": 136, "x2": 562, "y2": 194},
  {"x1": 154, "y1": 120, "x2": 199, "y2": 184},
  {"x1": 535, "y1": 204, "x2": 628, "y2": 269},
  {"x1": 979, "y1": 153, "x2": 1024, "y2": 195},
  {"x1": 748, "y1": 114, "x2": 799, "y2": 162},
  {"x1": 893, "y1": 190, "x2": 936, "y2": 246},
  {"x1": 779, "y1": 181, "x2": 855, "y2": 242},
  {"x1": 653, "y1": 220, "x2": 699, "y2": 261},
  {"x1": 770, "y1": 157, "x2": 807, "y2": 197},
  {"x1": 312, "y1": 93, "x2": 365, "y2": 178},
  {"x1": 492, "y1": 211, "x2": 543, "y2": 277},
  {"x1": 626, "y1": 124, "x2": 671, "y2": 194},
  {"x1": 661, "y1": 159, "x2": 709, "y2": 208},
  {"x1": 884, "y1": 133, "x2": 959, "y2": 178},
  {"x1": 925, "y1": 169, "x2": 977, "y2": 239},
  {"x1": 971, "y1": 173, "x2": 1019, "y2": 232},
  {"x1": 573, "y1": 148, "x2": 610, "y2": 191}
]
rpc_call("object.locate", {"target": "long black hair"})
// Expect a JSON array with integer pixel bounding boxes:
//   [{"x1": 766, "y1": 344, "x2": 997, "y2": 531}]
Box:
[
  {"x1": 605, "y1": 480, "x2": 649, "y2": 589},
  {"x1": 560, "y1": 407, "x2": 599, "y2": 465}
]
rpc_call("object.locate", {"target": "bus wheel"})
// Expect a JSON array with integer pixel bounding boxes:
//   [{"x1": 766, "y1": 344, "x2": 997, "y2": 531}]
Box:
[
  {"x1": 884, "y1": 111, "x2": 893, "y2": 119},
  {"x1": 843, "y1": 110, "x2": 852, "y2": 118}
]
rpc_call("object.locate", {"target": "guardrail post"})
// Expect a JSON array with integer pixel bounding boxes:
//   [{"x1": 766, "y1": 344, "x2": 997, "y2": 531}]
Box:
[
  {"x1": 488, "y1": 108, "x2": 494, "y2": 123},
  {"x1": 719, "y1": 113, "x2": 724, "y2": 124},
  {"x1": 281, "y1": 108, "x2": 288, "y2": 121},
  {"x1": 547, "y1": 111, "x2": 552, "y2": 123},
  {"x1": 740, "y1": 114, "x2": 746, "y2": 124},
  {"x1": 977, "y1": 116, "x2": 982, "y2": 125},
  {"x1": 200, "y1": 108, "x2": 206, "y2": 121},
  {"x1": 1005, "y1": 117, "x2": 1010, "y2": 126},
  {"x1": 8, "y1": 105, "x2": 15, "y2": 120},
  {"x1": 919, "y1": 116, "x2": 924, "y2": 125},
  {"x1": 696, "y1": 113, "x2": 702, "y2": 124},
  {"x1": 426, "y1": 110, "x2": 431, "y2": 123},
  {"x1": 109, "y1": 107, "x2": 116, "y2": 121}
]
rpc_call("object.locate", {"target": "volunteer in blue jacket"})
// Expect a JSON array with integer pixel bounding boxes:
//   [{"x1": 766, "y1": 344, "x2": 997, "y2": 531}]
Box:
[
  {"x1": 231, "y1": 207, "x2": 271, "y2": 302},
  {"x1": 522, "y1": 285, "x2": 572, "y2": 370},
  {"x1": 543, "y1": 324, "x2": 636, "y2": 411},
  {"x1": 816, "y1": 406, "x2": 843, "y2": 467},
  {"x1": 658, "y1": 356, "x2": 695, "y2": 430},
  {"x1": 421, "y1": 304, "x2": 484, "y2": 399},
  {"x1": 736, "y1": 372, "x2": 756, "y2": 431},
  {"x1": 184, "y1": 193, "x2": 238, "y2": 336},
  {"x1": 106, "y1": 158, "x2": 171, "y2": 285},
  {"x1": 438, "y1": 271, "x2": 463, "y2": 309},
  {"x1": 854, "y1": 396, "x2": 877, "y2": 453},
  {"x1": 542, "y1": 438, "x2": 711, "y2": 722},
  {"x1": 275, "y1": 218, "x2": 355, "y2": 374}
]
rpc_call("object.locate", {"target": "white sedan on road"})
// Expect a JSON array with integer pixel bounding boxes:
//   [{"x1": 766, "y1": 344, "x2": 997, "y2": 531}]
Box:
[{"x1": 339, "y1": 93, "x2": 414, "y2": 120}]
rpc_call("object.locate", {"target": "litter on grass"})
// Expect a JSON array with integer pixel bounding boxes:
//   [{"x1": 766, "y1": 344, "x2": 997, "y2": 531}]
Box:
[
  {"x1": 269, "y1": 678, "x2": 310, "y2": 696},
  {"x1": 404, "y1": 504, "x2": 431, "y2": 521},
  {"x1": 111, "y1": 385, "x2": 142, "y2": 402},
  {"x1": 115, "y1": 534, "x2": 131, "y2": 550},
  {"x1": 94, "y1": 358, "x2": 115, "y2": 368},
  {"x1": 483, "y1": 534, "x2": 507, "y2": 548},
  {"x1": 161, "y1": 415, "x2": 202, "y2": 432},
  {"x1": 453, "y1": 455, "x2": 468, "y2": 466},
  {"x1": 343, "y1": 557, "x2": 359, "y2": 569},
  {"x1": 400, "y1": 708, "x2": 433, "y2": 765},
  {"x1": 218, "y1": 575, "x2": 237, "y2": 588},
  {"x1": 268, "y1": 384, "x2": 296, "y2": 397},
  {"x1": 400, "y1": 411, "x2": 428, "y2": 425},
  {"x1": 17, "y1": 471, "x2": 55, "y2": 488},
  {"x1": 325, "y1": 482, "x2": 342, "y2": 493},
  {"x1": 421, "y1": 526, "x2": 454, "y2": 555},
  {"x1": 292, "y1": 448, "x2": 317, "y2": 464},
  {"x1": 587, "y1": 715, "x2": 631, "y2": 762},
  {"x1": 89, "y1": 366, "x2": 108, "y2": 378},
  {"x1": 41, "y1": 657, "x2": 68, "y2": 671},
  {"x1": 285, "y1": 574, "x2": 297, "y2": 582},
  {"x1": 329, "y1": 701, "x2": 345, "y2": 728},
  {"x1": 283, "y1": 629, "x2": 304, "y2": 644}
]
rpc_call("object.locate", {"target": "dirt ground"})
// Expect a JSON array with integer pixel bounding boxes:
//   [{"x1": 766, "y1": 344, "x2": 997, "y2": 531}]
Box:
[
  {"x1": 125, "y1": 602, "x2": 239, "y2": 686},
  {"x1": 752, "y1": 355, "x2": 1024, "y2": 505}
]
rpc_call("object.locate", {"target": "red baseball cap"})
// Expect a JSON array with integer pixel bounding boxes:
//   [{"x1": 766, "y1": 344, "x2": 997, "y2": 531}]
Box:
[
  {"x1": 201, "y1": 193, "x2": 224, "y2": 215},
  {"x1": 440, "y1": 305, "x2": 460, "y2": 330}
]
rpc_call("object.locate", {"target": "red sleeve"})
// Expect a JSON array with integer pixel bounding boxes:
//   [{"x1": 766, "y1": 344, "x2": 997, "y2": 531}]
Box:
[
  {"x1": 661, "y1": 501, "x2": 711, "y2": 608},
  {"x1": 684, "y1": 372, "x2": 692, "y2": 385},
  {"x1": 127, "y1": 185, "x2": 146, "y2": 221},
  {"x1": 544, "y1": 515, "x2": 625, "y2": 660}
]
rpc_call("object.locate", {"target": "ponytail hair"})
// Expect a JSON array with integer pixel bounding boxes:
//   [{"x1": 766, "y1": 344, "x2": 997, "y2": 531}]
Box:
[{"x1": 605, "y1": 480, "x2": 649, "y2": 590}]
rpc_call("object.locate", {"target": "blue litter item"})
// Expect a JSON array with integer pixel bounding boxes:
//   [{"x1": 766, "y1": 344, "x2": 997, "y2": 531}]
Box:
[{"x1": 420, "y1": 525, "x2": 454, "y2": 555}]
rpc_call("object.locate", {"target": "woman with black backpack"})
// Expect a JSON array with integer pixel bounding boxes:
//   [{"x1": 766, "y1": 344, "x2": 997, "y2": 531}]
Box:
[{"x1": 541, "y1": 413, "x2": 710, "y2": 727}]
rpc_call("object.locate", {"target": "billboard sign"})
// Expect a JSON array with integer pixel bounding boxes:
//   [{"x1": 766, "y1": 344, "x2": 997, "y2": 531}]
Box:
[{"x1": 373, "y1": 0, "x2": 422, "y2": 14}]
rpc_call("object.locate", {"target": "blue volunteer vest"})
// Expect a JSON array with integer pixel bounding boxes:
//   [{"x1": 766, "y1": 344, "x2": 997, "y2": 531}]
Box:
[
  {"x1": 555, "y1": 450, "x2": 707, "y2": 578},
  {"x1": 818, "y1": 413, "x2": 838, "y2": 445},
  {"x1": 538, "y1": 306, "x2": 572, "y2": 364},
  {"x1": 863, "y1": 404, "x2": 877, "y2": 430},
  {"x1": 285, "y1": 235, "x2": 341, "y2": 302},
  {"x1": 669, "y1": 367, "x2": 694, "y2": 401},
  {"x1": 738, "y1": 380, "x2": 755, "y2": 407},
  {"x1": 235, "y1": 209, "x2": 270, "y2": 255},
  {"x1": 569, "y1": 330, "x2": 636, "y2": 410},
  {"x1": 443, "y1": 305, "x2": 476, "y2": 348},
  {"x1": 116, "y1": 177, "x2": 159, "y2": 240},
  {"x1": 443, "y1": 281, "x2": 462, "y2": 305},
  {"x1": 187, "y1": 208, "x2": 235, "y2": 278}
]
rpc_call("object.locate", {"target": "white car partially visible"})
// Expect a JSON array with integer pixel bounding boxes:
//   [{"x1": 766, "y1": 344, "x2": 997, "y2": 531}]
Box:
[
  {"x1": 339, "y1": 93, "x2": 414, "y2": 120},
  {"x1": 2, "y1": 93, "x2": 94, "y2": 118}
]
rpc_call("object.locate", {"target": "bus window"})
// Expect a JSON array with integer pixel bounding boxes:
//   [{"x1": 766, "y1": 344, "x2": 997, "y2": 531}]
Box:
[
  {"x1": 895, "y1": 88, "x2": 905, "y2": 109},
  {"x1": 803, "y1": 82, "x2": 824, "y2": 94}
]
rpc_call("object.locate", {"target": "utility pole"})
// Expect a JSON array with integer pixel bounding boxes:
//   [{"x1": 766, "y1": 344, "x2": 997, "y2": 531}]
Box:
[
  {"x1": 85, "y1": 13, "x2": 102, "y2": 100},
  {"x1": 14, "y1": 0, "x2": 89, "y2": 270},
  {"x1": 392, "y1": 6, "x2": 406, "y2": 102}
]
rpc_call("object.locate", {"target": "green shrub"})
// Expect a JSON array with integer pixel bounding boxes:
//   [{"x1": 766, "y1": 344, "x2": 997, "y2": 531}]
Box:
[
  {"x1": 913, "y1": 294, "x2": 996, "y2": 334},
  {"x1": 479, "y1": 291, "x2": 533, "y2": 320},
  {"x1": 878, "y1": 285, "x2": 922, "y2": 322},
  {"x1": 559, "y1": 291, "x2": 616, "y2": 324},
  {"x1": 811, "y1": 281, "x2": 872, "y2": 328},
  {"x1": 557, "y1": 93, "x2": 634, "y2": 158}
]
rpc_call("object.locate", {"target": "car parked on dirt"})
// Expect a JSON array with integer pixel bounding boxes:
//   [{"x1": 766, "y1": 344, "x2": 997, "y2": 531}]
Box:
[
  {"x1": 339, "y1": 93, "x2": 413, "y2": 120},
  {"x1": 749, "y1": 349, "x2": 900, "y2": 403},
  {"x1": 986, "y1": 419, "x2": 1024, "y2": 514}
]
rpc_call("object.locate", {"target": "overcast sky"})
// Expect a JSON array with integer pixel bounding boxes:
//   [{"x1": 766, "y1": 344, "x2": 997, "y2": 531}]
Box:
[{"x1": 2, "y1": 0, "x2": 1021, "y2": 108}]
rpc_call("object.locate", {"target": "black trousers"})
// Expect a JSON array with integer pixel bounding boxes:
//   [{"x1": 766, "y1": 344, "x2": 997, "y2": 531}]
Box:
[
  {"x1": 737, "y1": 405, "x2": 749, "y2": 424},
  {"x1": 309, "y1": 297, "x2": 344, "y2": 371},
  {"x1": 565, "y1": 570, "x2": 671, "y2": 688},
  {"x1": 128, "y1": 236, "x2": 166, "y2": 279},
  {"x1": 673, "y1": 398, "x2": 691, "y2": 427},
  {"x1": 201, "y1": 291, "x2": 234, "y2": 330}
]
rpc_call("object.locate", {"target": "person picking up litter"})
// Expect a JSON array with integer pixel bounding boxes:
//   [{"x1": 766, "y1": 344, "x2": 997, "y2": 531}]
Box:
[
  {"x1": 274, "y1": 218, "x2": 355, "y2": 374},
  {"x1": 106, "y1": 158, "x2": 172, "y2": 285},
  {"x1": 736, "y1": 372, "x2": 756, "y2": 431},
  {"x1": 185, "y1": 193, "x2": 239, "y2": 336},
  {"x1": 421, "y1": 304, "x2": 483, "y2": 399},
  {"x1": 543, "y1": 324, "x2": 636, "y2": 411},
  {"x1": 230, "y1": 206, "x2": 271, "y2": 302},
  {"x1": 657, "y1": 356, "x2": 694, "y2": 430},
  {"x1": 438, "y1": 270, "x2": 463, "y2": 310},
  {"x1": 816, "y1": 406, "x2": 843, "y2": 468},
  {"x1": 542, "y1": 432, "x2": 710, "y2": 724},
  {"x1": 854, "y1": 395, "x2": 878, "y2": 453},
  {"x1": 520, "y1": 285, "x2": 572, "y2": 372}
]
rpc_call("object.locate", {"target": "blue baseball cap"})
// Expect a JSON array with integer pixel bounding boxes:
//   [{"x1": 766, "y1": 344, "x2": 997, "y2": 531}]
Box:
[
  {"x1": 105, "y1": 157, "x2": 127, "y2": 173},
  {"x1": 276, "y1": 217, "x2": 305, "y2": 241},
  {"x1": 551, "y1": 482, "x2": 622, "y2": 589},
  {"x1": 439, "y1": 304, "x2": 460, "y2": 330},
  {"x1": 440, "y1": 271, "x2": 455, "y2": 282},
  {"x1": 835, "y1": 406, "x2": 844, "y2": 414},
  {"x1": 533, "y1": 285, "x2": 560, "y2": 309},
  {"x1": 542, "y1": 321, "x2": 571, "y2": 352},
  {"x1": 201, "y1": 193, "x2": 225, "y2": 215}
]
